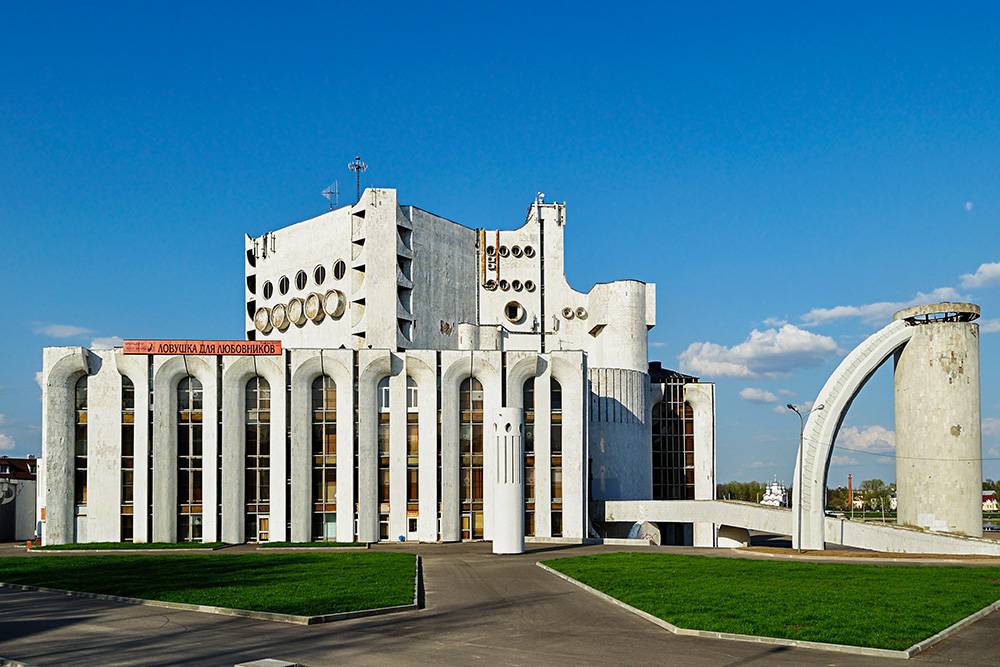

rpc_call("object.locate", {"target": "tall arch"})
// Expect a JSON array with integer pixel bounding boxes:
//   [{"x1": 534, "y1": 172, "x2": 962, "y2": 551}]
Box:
[{"x1": 793, "y1": 318, "x2": 914, "y2": 549}]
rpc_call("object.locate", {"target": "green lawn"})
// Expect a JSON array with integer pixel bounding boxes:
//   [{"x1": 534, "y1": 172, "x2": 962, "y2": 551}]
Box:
[
  {"x1": 260, "y1": 541, "x2": 367, "y2": 548},
  {"x1": 0, "y1": 552, "x2": 415, "y2": 616},
  {"x1": 545, "y1": 553, "x2": 1000, "y2": 650},
  {"x1": 34, "y1": 542, "x2": 225, "y2": 551}
]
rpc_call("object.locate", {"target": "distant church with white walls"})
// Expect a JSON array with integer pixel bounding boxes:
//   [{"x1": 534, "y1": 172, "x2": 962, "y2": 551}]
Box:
[{"x1": 39, "y1": 187, "x2": 715, "y2": 546}]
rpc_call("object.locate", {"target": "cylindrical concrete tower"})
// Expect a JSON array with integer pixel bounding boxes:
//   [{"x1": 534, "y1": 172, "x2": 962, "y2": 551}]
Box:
[
  {"x1": 492, "y1": 407, "x2": 525, "y2": 554},
  {"x1": 893, "y1": 302, "x2": 982, "y2": 537}
]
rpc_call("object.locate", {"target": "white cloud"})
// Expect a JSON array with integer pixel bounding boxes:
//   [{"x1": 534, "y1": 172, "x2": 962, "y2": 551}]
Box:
[
  {"x1": 836, "y1": 425, "x2": 895, "y2": 454},
  {"x1": 0, "y1": 433, "x2": 14, "y2": 451},
  {"x1": 965, "y1": 201, "x2": 974, "y2": 212},
  {"x1": 678, "y1": 324, "x2": 839, "y2": 378},
  {"x1": 981, "y1": 319, "x2": 1000, "y2": 334},
  {"x1": 831, "y1": 455, "x2": 859, "y2": 466},
  {"x1": 960, "y1": 262, "x2": 1000, "y2": 289},
  {"x1": 33, "y1": 323, "x2": 93, "y2": 338},
  {"x1": 740, "y1": 387, "x2": 778, "y2": 403},
  {"x1": 762, "y1": 317, "x2": 787, "y2": 327},
  {"x1": 984, "y1": 418, "x2": 1000, "y2": 439},
  {"x1": 801, "y1": 287, "x2": 961, "y2": 326},
  {"x1": 35, "y1": 371, "x2": 43, "y2": 391},
  {"x1": 90, "y1": 336, "x2": 124, "y2": 349}
]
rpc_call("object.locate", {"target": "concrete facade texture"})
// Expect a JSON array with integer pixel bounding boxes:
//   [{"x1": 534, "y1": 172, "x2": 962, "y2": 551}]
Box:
[{"x1": 895, "y1": 320, "x2": 982, "y2": 536}]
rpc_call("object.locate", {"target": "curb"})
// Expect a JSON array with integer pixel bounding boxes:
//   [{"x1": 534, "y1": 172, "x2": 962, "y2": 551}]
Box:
[
  {"x1": 256, "y1": 545, "x2": 369, "y2": 552},
  {"x1": 0, "y1": 555, "x2": 423, "y2": 626},
  {"x1": 535, "y1": 562, "x2": 999, "y2": 659}
]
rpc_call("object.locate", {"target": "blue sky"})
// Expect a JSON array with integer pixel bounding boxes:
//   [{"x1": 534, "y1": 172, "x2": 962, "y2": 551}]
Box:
[{"x1": 1, "y1": 3, "x2": 997, "y2": 485}]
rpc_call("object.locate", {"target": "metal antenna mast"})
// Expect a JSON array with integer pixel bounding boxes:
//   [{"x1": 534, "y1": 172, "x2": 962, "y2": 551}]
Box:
[
  {"x1": 348, "y1": 155, "x2": 368, "y2": 203},
  {"x1": 321, "y1": 180, "x2": 340, "y2": 210}
]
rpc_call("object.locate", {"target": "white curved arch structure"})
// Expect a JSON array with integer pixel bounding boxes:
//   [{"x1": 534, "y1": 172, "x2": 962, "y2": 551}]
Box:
[{"x1": 793, "y1": 318, "x2": 914, "y2": 549}]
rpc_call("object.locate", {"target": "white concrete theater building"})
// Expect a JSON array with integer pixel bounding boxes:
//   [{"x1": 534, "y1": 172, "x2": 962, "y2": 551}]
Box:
[{"x1": 39, "y1": 188, "x2": 715, "y2": 546}]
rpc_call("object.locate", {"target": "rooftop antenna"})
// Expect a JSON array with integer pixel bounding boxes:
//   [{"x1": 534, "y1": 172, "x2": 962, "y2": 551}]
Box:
[
  {"x1": 321, "y1": 180, "x2": 340, "y2": 210},
  {"x1": 348, "y1": 155, "x2": 368, "y2": 204}
]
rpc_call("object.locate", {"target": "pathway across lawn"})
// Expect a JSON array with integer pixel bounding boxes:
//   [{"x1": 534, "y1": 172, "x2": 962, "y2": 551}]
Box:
[
  {"x1": 544, "y1": 552, "x2": 1000, "y2": 650},
  {"x1": 0, "y1": 551, "x2": 415, "y2": 617}
]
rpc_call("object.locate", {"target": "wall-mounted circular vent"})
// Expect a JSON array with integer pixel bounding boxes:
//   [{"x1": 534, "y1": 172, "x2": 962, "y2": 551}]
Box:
[
  {"x1": 271, "y1": 303, "x2": 289, "y2": 330},
  {"x1": 504, "y1": 301, "x2": 525, "y2": 324},
  {"x1": 305, "y1": 293, "x2": 325, "y2": 322},
  {"x1": 575, "y1": 307, "x2": 588, "y2": 320},
  {"x1": 562, "y1": 306, "x2": 575, "y2": 319},
  {"x1": 324, "y1": 289, "x2": 346, "y2": 318},
  {"x1": 288, "y1": 297, "x2": 306, "y2": 326},
  {"x1": 253, "y1": 307, "x2": 272, "y2": 334}
]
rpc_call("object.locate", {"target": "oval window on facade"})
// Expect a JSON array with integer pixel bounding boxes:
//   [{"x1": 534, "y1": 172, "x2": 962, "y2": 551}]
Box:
[
  {"x1": 314, "y1": 265, "x2": 326, "y2": 285},
  {"x1": 295, "y1": 270, "x2": 308, "y2": 291},
  {"x1": 262, "y1": 281, "x2": 273, "y2": 300},
  {"x1": 333, "y1": 260, "x2": 347, "y2": 281},
  {"x1": 278, "y1": 276, "x2": 290, "y2": 295}
]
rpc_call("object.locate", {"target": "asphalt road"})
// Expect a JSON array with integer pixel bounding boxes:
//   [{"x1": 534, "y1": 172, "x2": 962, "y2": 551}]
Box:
[{"x1": 0, "y1": 542, "x2": 997, "y2": 666}]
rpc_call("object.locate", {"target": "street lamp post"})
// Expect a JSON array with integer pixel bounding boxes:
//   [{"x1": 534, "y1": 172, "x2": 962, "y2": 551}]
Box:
[{"x1": 787, "y1": 402, "x2": 823, "y2": 552}]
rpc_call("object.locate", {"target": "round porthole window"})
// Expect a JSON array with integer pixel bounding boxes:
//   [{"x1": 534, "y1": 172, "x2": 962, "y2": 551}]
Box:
[
  {"x1": 499, "y1": 279, "x2": 510, "y2": 291},
  {"x1": 333, "y1": 260, "x2": 347, "y2": 280},
  {"x1": 262, "y1": 281, "x2": 274, "y2": 300},
  {"x1": 498, "y1": 246, "x2": 510, "y2": 257},
  {"x1": 511, "y1": 245, "x2": 523, "y2": 258},
  {"x1": 512, "y1": 280, "x2": 523, "y2": 291},
  {"x1": 486, "y1": 245, "x2": 496, "y2": 256},
  {"x1": 504, "y1": 301, "x2": 525, "y2": 324},
  {"x1": 524, "y1": 246, "x2": 535, "y2": 258},
  {"x1": 314, "y1": 265, "x2": 326, "y2": 285},
  {"x1": 562, "y1": 306, "x2": 575, "y2": 319},
  {"x1": 525, "y1": 280, "x2": 536, "y2": 292},
  {"x1": 278, "y1": 276, "x2": 290, "y2": 295},
  {"x1": 484, "y1": 279, "x2": 498, "y2": 291},
  {"x1": 576, "y1": 307, "x2": 588, "y2": 320}
]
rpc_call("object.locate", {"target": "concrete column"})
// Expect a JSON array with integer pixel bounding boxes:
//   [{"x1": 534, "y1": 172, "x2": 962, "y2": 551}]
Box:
[
  {"x1": 492, "y1": 407, "x2": 524, "y2": 554},
  {"x1": 86, "y1": 350, "x2": 121, "y2": 542},
  {"x1": 357, "y1": 351, "x2": 392, "y2": 543},
  {"x1": 411, "y1": 353, "x2": 438, "y2": 543},
  {"x1": 115, "y1": 352, "x2": 150, "y2": 543},
  {"x1": 685, "y1": 382, "x2": 717, "y2": 547},
  {"x1": 894, "y1": 304, "x2": 982, "y2": 537},
  {"x1": 388, "y1": 371, "x2": 407, "y2": 541},
  {"x1": 554, "y1": 352, "x2": 587, "y2": 541},
  {"x1": 268, "y1": 363, "x2": 288, "y2": 543},
  {"x1": 41, "y1": 348, "x2": 89, "y2": 545},
  {"x1": 334, "y1": 356, "x2": 355, "y2": 544},
  {"x1": 440, "y1": 370, "x2": 462, "y2": 542},
  {"x1": 535, "y1": 368, "x2": 552, "y2": 538}
]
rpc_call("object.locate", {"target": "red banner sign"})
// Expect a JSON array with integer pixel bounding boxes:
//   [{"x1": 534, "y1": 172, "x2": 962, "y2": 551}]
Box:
[{"x1": 123, "y1": 340, "x2": 282, "y2": 356}]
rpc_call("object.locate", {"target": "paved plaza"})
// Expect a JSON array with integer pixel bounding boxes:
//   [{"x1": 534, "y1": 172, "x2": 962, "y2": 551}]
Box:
[{"x1": 1, "y1": 542, "x2": 998, "y2": 666}]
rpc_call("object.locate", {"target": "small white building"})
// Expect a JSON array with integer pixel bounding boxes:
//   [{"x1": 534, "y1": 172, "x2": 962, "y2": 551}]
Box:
[
  {"x1": 39, "y1": 188, "x2": 714, "y2": 546},
  {"x1": 983, "y1": 490, "x2": 997, "y2": 512},
  {"x1": 0, "y1": 456, "x2": 38, "y2": 541}
]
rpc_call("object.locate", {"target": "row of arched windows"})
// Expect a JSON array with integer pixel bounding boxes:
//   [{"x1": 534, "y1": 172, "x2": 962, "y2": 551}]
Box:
[{"x1": 71, "y1": 372, "x2": 563, "y2": 543}]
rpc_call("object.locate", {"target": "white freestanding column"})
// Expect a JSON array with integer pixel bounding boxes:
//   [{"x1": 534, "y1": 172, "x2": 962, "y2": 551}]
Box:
[{"x1": 493, "y1": 407, "x2": 525, "y2": 555}]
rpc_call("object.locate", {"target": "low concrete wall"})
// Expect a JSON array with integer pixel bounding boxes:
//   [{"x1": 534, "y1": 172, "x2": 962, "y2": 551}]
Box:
[{"x1": 600, "y1": 500, "x2": 1000, "y2": 555}]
